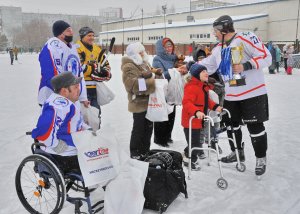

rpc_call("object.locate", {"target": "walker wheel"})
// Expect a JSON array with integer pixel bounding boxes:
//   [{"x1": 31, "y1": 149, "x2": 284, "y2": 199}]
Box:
[
  {"x1": 216, "y1": 178, "x2": 228, "y2": 190},
  {"x1": 236, "y1": 162, "x2": 246, "y2": 172}
]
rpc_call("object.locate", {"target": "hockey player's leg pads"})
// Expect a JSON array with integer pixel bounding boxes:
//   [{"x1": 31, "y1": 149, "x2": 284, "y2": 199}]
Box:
[{"x1": 247, "y1": 123, "x2": 267, "y2": 158}]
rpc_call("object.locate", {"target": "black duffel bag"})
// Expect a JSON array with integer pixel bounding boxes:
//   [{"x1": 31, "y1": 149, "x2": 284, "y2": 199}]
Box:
[{"x1": 143, "y1": 149, "x2": 188, "y2": 213}]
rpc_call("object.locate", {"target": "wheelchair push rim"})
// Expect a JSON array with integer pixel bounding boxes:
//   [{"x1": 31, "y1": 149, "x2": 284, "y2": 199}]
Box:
[{"x1": 15, "y1": 154, "x2": 66, "y2": 214}]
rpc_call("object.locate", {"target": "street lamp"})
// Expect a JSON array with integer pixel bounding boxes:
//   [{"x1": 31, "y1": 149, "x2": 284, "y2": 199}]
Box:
[
  {"x1": 122, "y1": 18, "x2": 125, "y2": 56},
  {"x1": 296, "y1": 0, "x2": 300, "y2": 52},
  {"x1": 162, "y1": 5, "x2": 167, "y2": 37},
  {"x1": 141, "y1": 8, "x2": 144, "y2": 44}
]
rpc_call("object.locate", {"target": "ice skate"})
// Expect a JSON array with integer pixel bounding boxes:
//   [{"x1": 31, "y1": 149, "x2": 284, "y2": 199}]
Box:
[{"x1": 255, "y1": 157, "x2": 266, "y2": 180}]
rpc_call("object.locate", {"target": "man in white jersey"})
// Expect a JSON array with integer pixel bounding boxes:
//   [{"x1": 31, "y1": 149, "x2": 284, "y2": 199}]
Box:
[
  {"x1": 32, "y1": 72, "x2": 90, "y2": 173},
  {"x1": 38, "y1": 20, "x2": 89, "y2": 107},
  {"x1": 200, "y1": 15, "x2": 271, "y2": 176}
]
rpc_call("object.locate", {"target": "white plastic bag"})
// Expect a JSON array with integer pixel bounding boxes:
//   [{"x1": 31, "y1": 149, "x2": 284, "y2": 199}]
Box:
[
  {"x1": 166, "y1": 68, "x2": 185, "y2": 105},
  {"x1": 96, "y1": 82, "x2": 115, "y2": 106},
  {"x1": 71, "y1": 126, "x2": 120, "y2": 187},
  {"x1": 80, "y1": 104, "x2": 100, "y2": 131},
  {"x1": 104, "y1": 158, "x2": 149, "y2": 214},
  {"x1": 146, "y1": 79, "x2": 171, "y2": 122}
]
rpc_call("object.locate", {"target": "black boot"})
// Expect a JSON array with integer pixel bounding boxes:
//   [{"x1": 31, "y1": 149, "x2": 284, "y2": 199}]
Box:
[{"x1": 221, "y1": 148, "x2": 245, "y2": 163}]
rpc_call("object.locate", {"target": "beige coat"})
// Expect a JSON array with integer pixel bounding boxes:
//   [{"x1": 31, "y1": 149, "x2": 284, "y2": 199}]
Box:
[{"x1": 121, "y1": 56, "x2": 155, "y2": 113}]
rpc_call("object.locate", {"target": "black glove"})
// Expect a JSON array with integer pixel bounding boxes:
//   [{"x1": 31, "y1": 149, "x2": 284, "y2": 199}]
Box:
[
  {"x1": 98, "y1": 66, "x2": 110, "y2": 78},
  {"x1": 91, "y1": 66, "x2": 111, "y2": 82}
]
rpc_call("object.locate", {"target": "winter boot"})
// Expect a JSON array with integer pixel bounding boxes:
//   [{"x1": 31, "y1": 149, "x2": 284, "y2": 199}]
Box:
[
  {"x1": 184, "y1": 160, "x2": 201, "y2": 171},
  {"x1": 255, "y1": 157, "x2": 267, "y2": 176},
  {"x1": 198, "y1": 150, "x2": 206, "y2": 159},
  {"x1": 221, "y1": 149, "x2": 245, "y2": 163}
]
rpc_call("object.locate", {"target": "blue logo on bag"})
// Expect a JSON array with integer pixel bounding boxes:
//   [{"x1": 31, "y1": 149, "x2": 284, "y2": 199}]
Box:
[{"x1": 84, "y1": 147, "x2": 109, "y2": 158}]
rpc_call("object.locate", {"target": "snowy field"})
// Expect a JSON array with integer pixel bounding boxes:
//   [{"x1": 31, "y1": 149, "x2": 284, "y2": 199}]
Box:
[{"x1": 0, "y1": 53, "x2": 300, "y2": 214}]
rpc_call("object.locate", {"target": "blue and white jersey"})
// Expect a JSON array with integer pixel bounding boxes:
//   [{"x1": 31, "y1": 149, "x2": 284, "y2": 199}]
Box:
[
  {"x1": 38, "y1": 37, "x2": 87, "y2": 105},
  {"x1": 32, "y1": 93, "x2": 89, "y2": 156}
]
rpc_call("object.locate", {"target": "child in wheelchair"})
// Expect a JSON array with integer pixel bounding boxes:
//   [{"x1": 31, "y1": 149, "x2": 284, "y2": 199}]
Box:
[{"x1": 181, "y1": 63, "x2": 223, "y2": 170}]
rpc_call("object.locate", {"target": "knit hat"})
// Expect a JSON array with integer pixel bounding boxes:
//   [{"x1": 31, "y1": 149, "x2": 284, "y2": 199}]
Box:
[
  {"x1": 51, "y1": 72, "x2": 82, "y2": 93},
  {"x1": 79, "y1": 26, "x2": 94, "y2": 39},
  {"x1": 52, "y1": 20, "x2": 70, "y2": 37},
  {"x1": 189, "y1": 63, "x2": 207, "y2": 80},
  {"x1": 193, "y1": 49, "x2": 207, "y2": 61}
]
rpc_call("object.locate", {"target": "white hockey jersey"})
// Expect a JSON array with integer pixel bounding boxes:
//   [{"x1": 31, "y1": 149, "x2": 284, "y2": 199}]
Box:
[
  {"x1": 200, "y1": 31, "x2": 272, "y2": 101},
  {"x1": 32, "y1": 93, "x2": 89, "y2": 156},
  {"x1": 38, "y1": 37, "x2": 88, "y2": 105}
]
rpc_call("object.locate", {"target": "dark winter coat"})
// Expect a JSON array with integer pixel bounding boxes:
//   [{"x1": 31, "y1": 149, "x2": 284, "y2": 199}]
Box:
[
  {"x1": 152, "y1": 38, "x2": 177, "y2": 80},
  {"x1": 181, "y1": 77, "x2": 219, "y2": 129},
  {"x1": 121, "y1": 56, "x2": 156, "y2": 113}
]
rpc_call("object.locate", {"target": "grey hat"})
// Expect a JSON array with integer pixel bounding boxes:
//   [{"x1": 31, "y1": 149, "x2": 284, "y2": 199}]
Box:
[
  {"x1": 79, "y1": 26, "x2": 94, "y2": 39},
  {"x1": 51, "y1": 72, "x2": 82, "y2": 93}
]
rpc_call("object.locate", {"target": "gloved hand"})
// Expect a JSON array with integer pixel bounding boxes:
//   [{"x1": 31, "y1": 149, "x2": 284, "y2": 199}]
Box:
[
  {"x1": 88, "y1": 60, "x2": 98, "y2": 73},
  {"x1": 141, "y1": 71, "x2": 153, "y2": 79},
  {"x1": 91, "y1": 65, "x2": 111, "y2": 82}
]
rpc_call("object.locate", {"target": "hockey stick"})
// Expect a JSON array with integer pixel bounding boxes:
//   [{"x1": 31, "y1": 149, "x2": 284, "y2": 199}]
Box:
[{"x1": 100, "y1": 37, "x2": 115, "y2": 67}]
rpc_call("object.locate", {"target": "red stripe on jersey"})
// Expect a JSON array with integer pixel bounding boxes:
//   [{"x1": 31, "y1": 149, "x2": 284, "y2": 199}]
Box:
[
  {"x1": 236, "y1": 36, "x2": 266, "y2": 55},
  {"x1": 37, "y1": 112, "x2": 55, "y2": 141},
  {"x1": 227, "y1": 84, "x2": 265, "y2": 97},
  {"x1": 48, "y1": 48, "x2": 58, "y2": 76}
]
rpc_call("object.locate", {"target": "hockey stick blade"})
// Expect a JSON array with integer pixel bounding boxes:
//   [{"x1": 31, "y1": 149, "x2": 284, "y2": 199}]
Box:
[{"x1": 109, "y1": 37, "x2": 116, "y2": 52}]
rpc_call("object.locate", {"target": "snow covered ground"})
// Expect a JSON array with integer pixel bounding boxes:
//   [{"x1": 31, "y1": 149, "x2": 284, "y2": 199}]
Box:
[{"x1": 0, "y1": 53, "x2": 300, "y2": 214}]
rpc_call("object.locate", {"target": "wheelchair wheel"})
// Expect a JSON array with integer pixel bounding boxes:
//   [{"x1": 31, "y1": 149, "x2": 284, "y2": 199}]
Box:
[{"x1": 15, "y1": 154, "x2": 66, "y2": 214}]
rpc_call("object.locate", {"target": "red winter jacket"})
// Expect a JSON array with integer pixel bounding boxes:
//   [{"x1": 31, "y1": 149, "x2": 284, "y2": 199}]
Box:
[{"x1": 181, "y1": 76, "x2": 219, "y2": 129}]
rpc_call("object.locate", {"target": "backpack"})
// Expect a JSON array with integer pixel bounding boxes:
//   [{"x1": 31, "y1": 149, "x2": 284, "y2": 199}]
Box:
[{"x1": 143, "y1": 149, "x2": 188, "y2": 213}]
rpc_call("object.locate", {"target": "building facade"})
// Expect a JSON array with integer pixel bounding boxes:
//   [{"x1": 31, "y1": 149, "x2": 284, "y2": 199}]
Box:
[{"x1": 99, "y1": 0, "x2": 298, "y2": 48}]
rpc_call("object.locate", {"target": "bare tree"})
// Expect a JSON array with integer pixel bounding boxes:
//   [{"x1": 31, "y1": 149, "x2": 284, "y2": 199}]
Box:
[
  {"x1": 169, "y1": 4, "x2": 176, "y2": 13},
  {"x1": 0, "y1": 33, "x2": 8, "y2": 51},
  {"x1": 155, "y1": 5, "x2": 162, "y2": 15},
  {"x1": 12, "y1": 19, "x2": 51, "y2": 52},
  {"x1": 69, "y1": 17, "x2": 102, "y2": 41}
]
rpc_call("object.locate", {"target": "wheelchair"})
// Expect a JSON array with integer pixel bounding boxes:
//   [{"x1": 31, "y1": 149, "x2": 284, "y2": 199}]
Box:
[{"x1": 15, "y1": 137, "x2": 104, "y2": 214}]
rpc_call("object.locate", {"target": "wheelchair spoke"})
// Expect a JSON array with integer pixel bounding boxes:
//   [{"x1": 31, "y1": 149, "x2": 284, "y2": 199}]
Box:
[
  {"x1": 43, "y1": 193, "x2": 55, "y2": 213},
  {"x1": 23, "y1": 170, "x2": 37, "y2": 186}
]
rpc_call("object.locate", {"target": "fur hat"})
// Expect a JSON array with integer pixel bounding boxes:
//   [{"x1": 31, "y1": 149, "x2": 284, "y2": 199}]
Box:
[
  {"x1": 79, "y1": 26, "x2": 94, "y2": 39},
  {"x1": 51, "y1": 72, "x2": 82, "y2": 93},
  {"x1": 52, "y1": 20, "x2": 70, "y2": 37},
  {"x1": 189, "y1": 64, "x2": 207, "y2": 80},
  {"x1": 126, "y1": 42, "x2": 148, "y2": 65}
]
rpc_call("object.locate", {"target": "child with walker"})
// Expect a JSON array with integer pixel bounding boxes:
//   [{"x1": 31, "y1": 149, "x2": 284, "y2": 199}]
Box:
[{"x1": 181, "y1": 63, "x2": 222, "y2": 170}]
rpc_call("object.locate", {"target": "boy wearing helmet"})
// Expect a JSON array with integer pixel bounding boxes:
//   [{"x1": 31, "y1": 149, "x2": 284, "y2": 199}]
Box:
[{"x1": 200, "y1": 15, "x2": 272, "y2": 176}]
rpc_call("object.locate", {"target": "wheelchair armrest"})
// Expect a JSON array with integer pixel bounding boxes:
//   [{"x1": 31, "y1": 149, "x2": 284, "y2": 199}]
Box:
[{"x1": 31, "y1": 142, "x2": 46, "y2": 154}]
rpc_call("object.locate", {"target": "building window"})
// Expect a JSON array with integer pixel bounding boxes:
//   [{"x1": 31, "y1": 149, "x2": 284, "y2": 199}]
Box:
[{"x1": 207, "y1": 34, "x2": 210, "y2": 38}]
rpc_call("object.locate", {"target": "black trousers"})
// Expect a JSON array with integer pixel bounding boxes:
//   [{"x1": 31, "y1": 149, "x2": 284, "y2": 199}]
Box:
[
  {"x1": 130, "y1": 111, "x2": 153, "y2": 157},
  {"x1": 154, "y1": 105, "x2": 176, "y2": 145},
  {"x1": 51, "y1": 154, "x2": 81, "y2": 174},
  {"x1": 222, "y1": 94, "x2": 269, "y2": 157},
  {"x1": 284, "y1": 58, "x2": 288, "y2": 71},
  {"x1": 183, "y1": 128, "x2": 204, "y2": 162}
]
